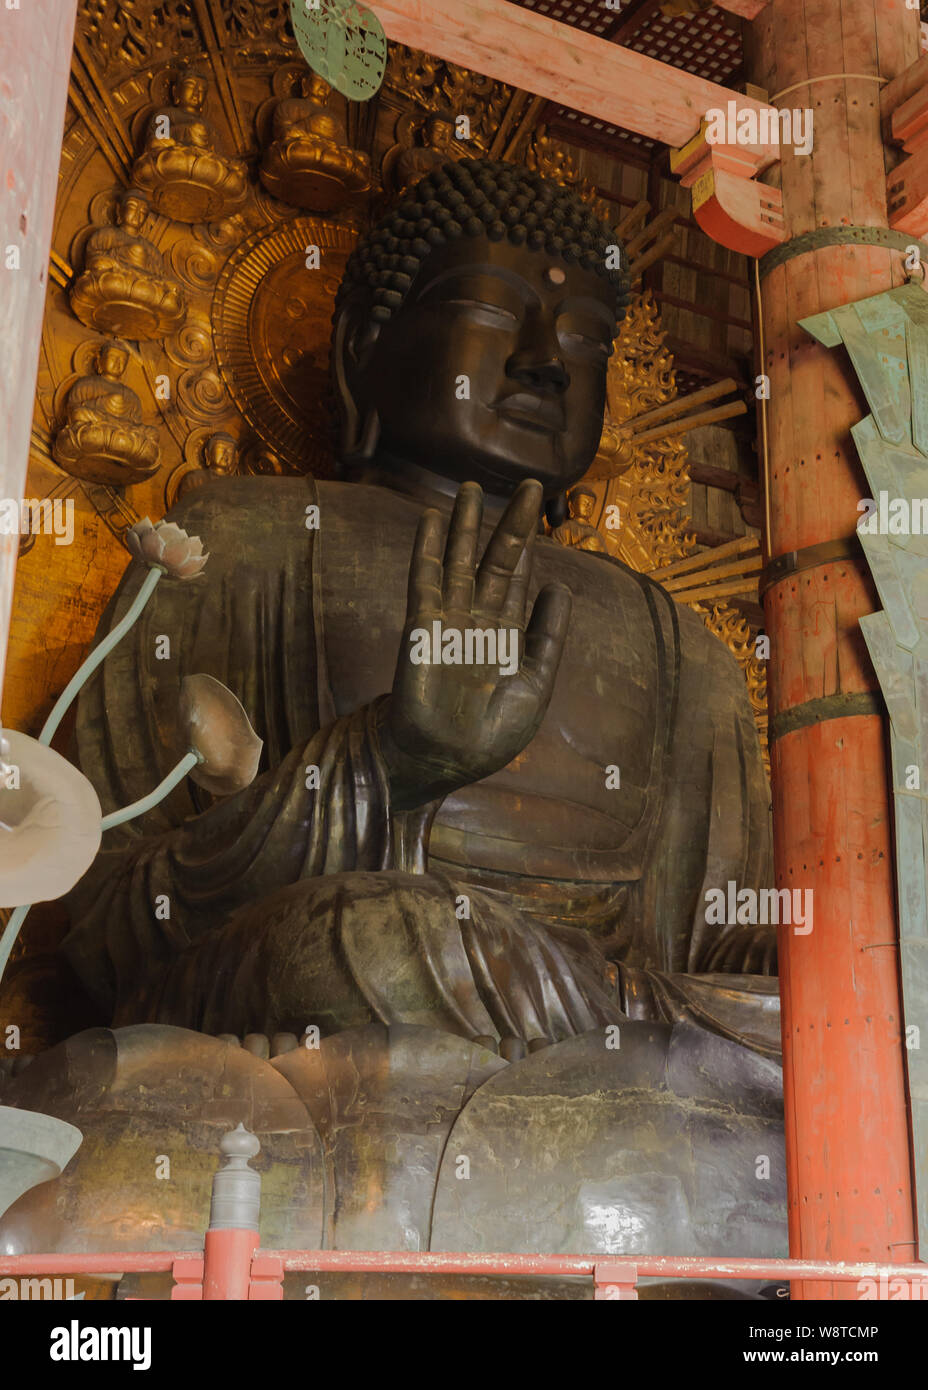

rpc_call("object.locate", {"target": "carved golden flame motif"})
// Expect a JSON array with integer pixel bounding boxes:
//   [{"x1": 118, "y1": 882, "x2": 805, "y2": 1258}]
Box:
[{"x1": 554, "y1": 291, "x2": 768, "y2": 763}]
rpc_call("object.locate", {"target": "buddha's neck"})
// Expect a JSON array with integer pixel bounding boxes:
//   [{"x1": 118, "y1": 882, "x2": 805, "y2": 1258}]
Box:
[{"x1": 358, "y1": 453, "x2": 527, "y2": 525}]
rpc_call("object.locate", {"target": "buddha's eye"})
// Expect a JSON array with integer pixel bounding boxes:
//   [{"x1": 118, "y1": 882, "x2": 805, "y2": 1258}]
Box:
[
  {"x1": 558, "y1": 329, "x2": 612, "y2": 359},
  {"x1": 441, "y1": 297, "x2": 519, "y2": 325}
]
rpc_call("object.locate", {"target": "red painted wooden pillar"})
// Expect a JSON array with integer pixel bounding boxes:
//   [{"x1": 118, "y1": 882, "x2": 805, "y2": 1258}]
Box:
[{"x1": 745, "y1": 0, "x2": 919, "y2": 1295}]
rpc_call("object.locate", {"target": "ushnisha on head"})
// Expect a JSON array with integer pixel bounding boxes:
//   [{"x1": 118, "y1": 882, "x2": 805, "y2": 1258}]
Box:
[{"x1": 331, "y1": 157, "x2": 629, "y2": 500}]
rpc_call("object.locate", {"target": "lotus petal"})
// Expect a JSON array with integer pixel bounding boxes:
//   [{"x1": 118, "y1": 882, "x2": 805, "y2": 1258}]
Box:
[
  {"x1": 0, "y1": 732, "x2": 102, "y2": 907},
  {"x1": 125, "y1": 518, "x2": 208, "y2": 579}
]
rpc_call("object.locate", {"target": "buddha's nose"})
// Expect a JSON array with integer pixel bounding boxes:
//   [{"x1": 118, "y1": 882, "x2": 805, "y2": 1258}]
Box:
[{"x1": 507, "y1": 350, "x2": 571, "y2": 394}]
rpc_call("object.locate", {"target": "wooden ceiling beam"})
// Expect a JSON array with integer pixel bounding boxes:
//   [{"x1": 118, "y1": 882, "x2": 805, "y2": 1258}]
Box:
[
  {"x1": 712, "y1": 0, "x2": 768, "y2": 17},
  {"x1": 366, "y1": 0, "x2": 778, "y2": 154}
]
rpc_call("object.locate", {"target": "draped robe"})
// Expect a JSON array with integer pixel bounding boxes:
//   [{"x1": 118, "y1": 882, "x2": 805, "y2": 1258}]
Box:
[{"x1": 63, "y1": 476, "x2": 780, "y2": 1057}]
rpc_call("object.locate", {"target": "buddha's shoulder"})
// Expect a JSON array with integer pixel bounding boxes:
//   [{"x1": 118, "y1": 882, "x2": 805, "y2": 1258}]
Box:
[{"x1": 166, "y1": 475, "x2": 417, "y2": 539}]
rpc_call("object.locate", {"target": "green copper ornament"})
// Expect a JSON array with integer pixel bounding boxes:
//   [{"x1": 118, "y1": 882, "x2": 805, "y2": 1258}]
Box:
[{"x1": 290, "y1": 0, "x2": 387, "y2": 101}]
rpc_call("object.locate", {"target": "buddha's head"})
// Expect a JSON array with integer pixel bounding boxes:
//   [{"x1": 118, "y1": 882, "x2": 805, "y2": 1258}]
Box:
[
  {"x1": 568, "y1": 483, "x2": 597, "y2": 522},
  {"x1": 118, "y1": 188, "x2": 148, "y2": 233},
  {"x1": 301, "y1": 72, "x2": 332, "y2": 104},
  {"x1": 174, "y1": 71, "x2": 207, "y2": 113},
  {"x1": 203, "y1": 432, "x2": 238, "y2": 475},
  {"x1": 424, "y1": 116, "x2": 456, "y2": 155},
  {"x1": 331, "y1": 157, "x2": 628, "y2": 499},
  {"x1": 96, "y1": 341, "x2": 130, "y2": 379}
]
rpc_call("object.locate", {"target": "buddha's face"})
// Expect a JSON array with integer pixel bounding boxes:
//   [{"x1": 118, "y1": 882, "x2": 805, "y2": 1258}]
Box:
[
  {"x1": 205, "y1": 437, "x2": 236, "y2": 474},
  {"x1": 99, "y1": 345, "x2": 128, "y2": 379},
  {"x1": 176, "y1": 74, "x2": 206, "y2": 111},
  {"x1": 120, "y1": 195, "x2": 146, "y2": 232},
  {"x1": 346, "y1": 236, "x2": 616, "y2": 497},
  {"x1": 426, "y1": 118, "x2": 455, "y2": 153},
  {"x1": 303, "y1": 73, "x2": 331, "y2": 102},
  {"x1": 570, "y1": 489, "x2": 595, "y2": 521}
]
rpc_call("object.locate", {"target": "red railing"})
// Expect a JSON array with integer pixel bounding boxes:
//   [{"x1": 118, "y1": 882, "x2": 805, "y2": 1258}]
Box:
[
  {"x1": 1, "y1": 1247, "x2": 926, "y2": 1300},
  {"x1": 3, "y1": 1125, "x2": 924, "y2": 1299}
]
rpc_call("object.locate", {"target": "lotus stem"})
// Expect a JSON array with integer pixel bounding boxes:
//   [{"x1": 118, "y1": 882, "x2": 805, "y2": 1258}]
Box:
[
  {"x1": 39, "y1": 566, "x2": 163, "y2": 747},
  {"x1": 100, "y1": 749, "x2": 201, "y2": 831},
  {"x1": 0, "y1": 904, "x2": 30, "y2": 985}
]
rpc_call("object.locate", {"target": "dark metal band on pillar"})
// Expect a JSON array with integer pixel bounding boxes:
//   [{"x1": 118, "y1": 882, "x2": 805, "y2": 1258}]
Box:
[
  {"x1": 770, "y1": 691, "x2": 884, "y2": 742},
  {"x1": 761, "y1": 535, "x2": 862, "y2": 594},
  {"x1": 759, "y1": 226, "x2": 928, "y2": 280},
  {"x1": 764, "y1": 536, "x2": 883, "y2": 741}
]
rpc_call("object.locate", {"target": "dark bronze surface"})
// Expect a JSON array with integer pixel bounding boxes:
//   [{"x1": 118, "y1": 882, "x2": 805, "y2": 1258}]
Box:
[{"x1": 8, "y1": 161, "x2": 782, "y2": 1284}]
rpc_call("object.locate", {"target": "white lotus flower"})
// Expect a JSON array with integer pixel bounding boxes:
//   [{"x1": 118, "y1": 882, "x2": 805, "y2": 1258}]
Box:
[{"x1": 126, "y1": 518, "x2": 208, "y2": 578}]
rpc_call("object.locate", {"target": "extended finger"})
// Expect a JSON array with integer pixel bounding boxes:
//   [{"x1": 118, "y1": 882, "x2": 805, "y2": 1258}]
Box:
[
  {"x1": 499, "y1": 526, "x2": 535, "y2": 630},
  {"x1": 518, "y1": 581, "x2": 572, "y2": 700},
  {"x1": 474, "y1": 478, "x2": 543, "y2": 617},
  {"x1": 406, "y1": 507, "x2": 445, "y2": 625},
  {"x1": 443, "y1": 482, "x2": 482, "y2": 613}
]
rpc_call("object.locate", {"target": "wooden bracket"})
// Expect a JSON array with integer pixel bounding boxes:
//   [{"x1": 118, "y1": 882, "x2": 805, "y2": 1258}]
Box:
[
  {"x1": 671, "y1": 123, "x2": 785, "y2": 258},
  {"x1": 712, "y1": 0, "x2": 768, "y2": 15},
  {"x1": 883, "y1": 56, "x2": 928, "y2": 236}
]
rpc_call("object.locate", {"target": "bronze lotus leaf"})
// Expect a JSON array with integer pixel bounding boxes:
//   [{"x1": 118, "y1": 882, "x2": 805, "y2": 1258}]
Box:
[
  {"x1": 125, "y1": 518, "x2": 208, "y2": 578},
  {"x1": 178, "y1": 674, "x2": 263, "y2": 796}
]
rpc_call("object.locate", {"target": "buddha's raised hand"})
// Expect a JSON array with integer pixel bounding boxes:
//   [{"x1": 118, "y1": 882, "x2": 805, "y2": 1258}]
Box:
[{"x1": 379, "y1": 478, "x2": 571, "y2": 812}]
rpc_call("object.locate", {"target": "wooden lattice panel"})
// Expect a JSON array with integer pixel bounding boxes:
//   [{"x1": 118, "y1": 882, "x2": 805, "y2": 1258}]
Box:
[
  {"x1": 515, "y1": 0, "x2": 618, "y2": 36},
  {"x1": 627, "y1": 7, "x2": 742, "y2": 85},
  {"x1": 511, "y1": 0, "x2": 743, "y2": 156}
]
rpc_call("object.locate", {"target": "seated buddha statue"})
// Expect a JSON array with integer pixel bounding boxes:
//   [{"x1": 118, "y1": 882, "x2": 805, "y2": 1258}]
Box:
[
  {"x1": 131, "y1": 70, "x2": 247, "y2": 224},
  {"x1": 52, "y1": 340, "x2": 160, "y2": 486},
  {"x1": 168, "y1": 431, "x2": 239, "y2": 506},
  {"x1": 259, "y1": 71, "x2": 370, "y2": 212},
  {"x1": 551, "y1": 483, "x2": 607, "y2": 553},
  {"x1": 69, "y1": 188, "x2": 186, "y2": 340},
  {"x1": 392, "y1": 114, "x2": 460, "y2": 194},
  {"x1": 9, "y1": 161, "x2": 783, "y2": 1272}
]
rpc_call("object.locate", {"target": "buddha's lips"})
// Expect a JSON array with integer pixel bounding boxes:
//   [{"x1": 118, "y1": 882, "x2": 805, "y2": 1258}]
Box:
[{"x1": 494, "y1": 393, "x2": 566, "y2": 432}]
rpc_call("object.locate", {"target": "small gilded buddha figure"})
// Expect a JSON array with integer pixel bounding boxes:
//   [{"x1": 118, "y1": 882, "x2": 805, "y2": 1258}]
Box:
[
  {"x1": 69, "y1": 188, "x2": 186, "y2": 340},
  {"x1": 169, "y1": 431, "x2": 239, "y2": 506},
  {"x1": 392, "y1": 114, "x2": 460, "y2": 193},
  {"x1": 259, "y1": 71, "x2": 370, "y2": 212},
  {"x1": 551, "y1": 483, "x2": 607, "y2": 553},
  {"x1": 131, "y1": 70, "x2": 247, "y2": 224},
  {"x1": 53, "y1": 340, "x2": 160, "y2": 486}
]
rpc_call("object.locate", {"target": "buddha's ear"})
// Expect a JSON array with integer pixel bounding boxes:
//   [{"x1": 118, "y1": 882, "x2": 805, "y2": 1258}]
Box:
[{"x1": 331, "y1": 300, "x2": 382, "y2": 465}]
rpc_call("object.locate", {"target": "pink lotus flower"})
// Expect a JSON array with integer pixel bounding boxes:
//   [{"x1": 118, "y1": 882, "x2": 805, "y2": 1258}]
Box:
[{"x1": 126, "y1": 518, "x2": 208, "y2": 578}]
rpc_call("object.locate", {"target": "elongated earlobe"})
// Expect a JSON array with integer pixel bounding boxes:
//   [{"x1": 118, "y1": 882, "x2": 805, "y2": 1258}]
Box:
[{"x1": 332, "y1": 306, "x2": 382, "y2": 464}]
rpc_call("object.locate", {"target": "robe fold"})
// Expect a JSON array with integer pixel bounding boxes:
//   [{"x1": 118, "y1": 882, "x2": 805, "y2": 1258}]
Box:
[{"x1": 63, "y1": 475, "x2": 778, "y2": 1056}]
